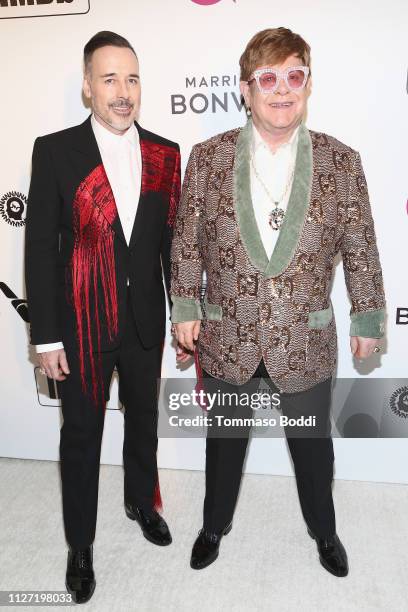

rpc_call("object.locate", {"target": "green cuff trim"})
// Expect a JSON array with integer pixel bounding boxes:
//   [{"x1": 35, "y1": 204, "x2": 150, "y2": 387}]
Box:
[
  {"x1": 350, "y1": 308, "x2": 385, "y2": 338},
  {"x1": 171, "y1": 296, "x2": 202, "y2": 323}
]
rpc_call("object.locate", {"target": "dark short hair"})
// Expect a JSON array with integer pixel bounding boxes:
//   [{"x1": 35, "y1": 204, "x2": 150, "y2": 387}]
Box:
[
  {"x1": 83, "y1": 31, "x2": 137, "y2": 71},
  {"x1": 239, "y1": 27, "x2": 311, "y2": 81}
]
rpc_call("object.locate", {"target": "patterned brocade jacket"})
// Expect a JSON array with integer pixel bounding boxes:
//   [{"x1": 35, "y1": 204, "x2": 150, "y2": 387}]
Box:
[{"x1": 170, "y1": 119, "x2": 386, "y2": 393}]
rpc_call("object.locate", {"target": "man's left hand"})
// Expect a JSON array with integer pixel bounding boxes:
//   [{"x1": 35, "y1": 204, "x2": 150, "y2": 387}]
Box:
[
  {"x1": 350, "y1": 336, "x2": 382, "y2": 359},
  {"x1": 175, "y1": 342, "x2": 192, "y2": 363}
]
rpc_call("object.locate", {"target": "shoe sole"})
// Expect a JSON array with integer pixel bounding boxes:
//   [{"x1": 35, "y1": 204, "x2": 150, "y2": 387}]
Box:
[
  {"x1": 125, "y1": 507, "x2": 172, "y2": 546},
  {"x1": 307, "y1": 528, "x2": 348, "y2": 577},
  {"x1": 190, "y1": 522, "x2": 233, "y2": 570}
]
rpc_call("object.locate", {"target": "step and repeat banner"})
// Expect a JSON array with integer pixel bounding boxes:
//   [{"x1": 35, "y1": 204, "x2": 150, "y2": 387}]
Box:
[{"x1": 1, "y1": 0, "x2": 407, "y2": 482}]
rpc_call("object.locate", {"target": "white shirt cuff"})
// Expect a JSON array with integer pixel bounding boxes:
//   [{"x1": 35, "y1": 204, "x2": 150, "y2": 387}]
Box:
[{"x1": 36, "y1": 342, "x2": 64, "y2": 353}]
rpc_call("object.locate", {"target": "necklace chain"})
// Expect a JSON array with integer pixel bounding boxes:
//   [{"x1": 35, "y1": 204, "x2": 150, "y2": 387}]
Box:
[
  {"x1": 250, "y1": 152, "x2": 295, "y2": 206},
  {"x1": 250, "y1": 152, "x2": 295, "y2": 231}
]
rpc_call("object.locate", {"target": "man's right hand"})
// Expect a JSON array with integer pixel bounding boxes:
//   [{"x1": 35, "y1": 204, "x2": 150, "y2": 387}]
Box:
[
  {"x1": 173, "y1": 321, "x2": 201, "y2": 352},
  {"x1": 38, "y1": 349, "x2": 70, "y2": 381}
]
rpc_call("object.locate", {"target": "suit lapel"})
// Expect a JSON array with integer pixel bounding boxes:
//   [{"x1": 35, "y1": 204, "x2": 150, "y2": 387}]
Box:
[
  {"x1": 264, "y1": 121, "x2": 313, "y2": 277},
  {"x1": 233, "y1": 118, "x2": 313, "y2": 278},
  {"x1": 70, "y1": 115, "x2": 127, "y2": 245},
  {"x1": 234, "y1": 119, "x2": 269, "y2": 272},
  {"x1": 128, "y1": 121, "x2": 147, "y2": 251}
]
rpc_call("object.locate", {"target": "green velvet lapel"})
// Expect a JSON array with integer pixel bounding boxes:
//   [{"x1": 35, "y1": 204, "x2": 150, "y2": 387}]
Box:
[{"x1": 233, "y1": 118, "x2": 313, "y2": 278}]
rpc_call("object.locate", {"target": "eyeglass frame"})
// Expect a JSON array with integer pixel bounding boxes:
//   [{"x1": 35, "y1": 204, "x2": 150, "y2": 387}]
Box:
[{"x1": 247, "y1": 65, "x2": 310, "y2": 94}]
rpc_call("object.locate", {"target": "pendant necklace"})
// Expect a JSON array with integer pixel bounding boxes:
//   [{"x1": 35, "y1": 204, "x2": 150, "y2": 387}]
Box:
[{"x1": 250, "y1": 154, "x2": 295, "y2": 231}]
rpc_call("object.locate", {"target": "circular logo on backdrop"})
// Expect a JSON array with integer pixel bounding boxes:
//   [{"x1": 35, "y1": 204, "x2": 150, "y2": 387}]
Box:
[
  {"x1": 0, "y1": 191, "x2": 27, "y2": 227},
  {"x1": 191, "y1": 0, "x2": 235, "y2": 4},
  {"x1": 389, "y1": 387, "x2": 408, "y2": 419}
]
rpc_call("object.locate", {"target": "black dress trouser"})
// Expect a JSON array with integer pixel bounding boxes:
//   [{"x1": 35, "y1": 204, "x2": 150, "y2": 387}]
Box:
[
  {"x1": 201, "y1": 360, "x2": 336, "y2": 539},
  {"x1": 57, "y1": 289, "x2": 162, "y2": 550}
]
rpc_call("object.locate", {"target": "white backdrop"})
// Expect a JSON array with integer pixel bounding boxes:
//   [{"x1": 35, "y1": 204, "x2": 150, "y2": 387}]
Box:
[{"x1": 1, "y1": 0, "x2": 407, "y2": 483}]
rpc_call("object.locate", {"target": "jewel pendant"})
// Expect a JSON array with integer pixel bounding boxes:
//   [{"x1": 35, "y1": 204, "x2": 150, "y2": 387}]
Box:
[{"x1": 268, "y1": 206, "x2": 285, "y2": 231}]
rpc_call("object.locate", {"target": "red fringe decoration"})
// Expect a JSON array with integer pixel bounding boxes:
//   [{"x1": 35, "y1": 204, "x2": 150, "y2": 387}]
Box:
[
  {"x1": 140, "y1": 140, "x2": 180, "y2": 228},
  {"x1": 72, "y1": 165, "x2": 119, "y2": 407},
  {"x1": 139, "y1": 141, "x2": 180, "y2": 510},
  {"x1": 150, "y1": 338, "x2": 167, "y2": 513},
  {"x1": 168, "y1": 150, "x2": 181, "y2": 228},
  {"x1": 153, "y1": 480, "x2": 163, "y2": 513},
  {"x1": 194, "y1": 349, "x2": 208, "y2": 411},
  {"x1": 70, "y1": 141, "x2": 179, "y2": 409}
]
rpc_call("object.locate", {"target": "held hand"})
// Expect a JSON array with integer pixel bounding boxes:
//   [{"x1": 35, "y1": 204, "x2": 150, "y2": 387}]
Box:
[
  {"x1": 38, "y1": 349, "x2": 70, "y2": 381},
  {"x1": 172, "y1": 321, "x2": 201, "y2": 352},
  {"x1": 350, "y1": 336, "x2": 381, "y2": 359},
  {"x1": 175, "y1": 342, "x2": 192, "y2": 363}
]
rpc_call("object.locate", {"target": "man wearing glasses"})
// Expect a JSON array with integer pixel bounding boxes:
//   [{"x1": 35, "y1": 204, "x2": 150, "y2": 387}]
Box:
[{"x1": 170, "y1": 28, "x2": 386, "y2": 576}]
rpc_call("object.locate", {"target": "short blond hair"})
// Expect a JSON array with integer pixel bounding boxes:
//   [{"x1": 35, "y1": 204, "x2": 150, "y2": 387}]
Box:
[{"x1": 239, "y1": 27, "x2": 311, "y2": 81}]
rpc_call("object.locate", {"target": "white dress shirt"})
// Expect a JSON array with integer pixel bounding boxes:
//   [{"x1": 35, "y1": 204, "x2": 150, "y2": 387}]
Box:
[
  {"x1": 36, "y1": 114, "x2": 142, "y2": 353},
  {"x1": 250, "y1": 122, "x2": 300, "y2": 260},
  {"x1": 91, "y1": 114, "x2": 141, "y2": 244}
]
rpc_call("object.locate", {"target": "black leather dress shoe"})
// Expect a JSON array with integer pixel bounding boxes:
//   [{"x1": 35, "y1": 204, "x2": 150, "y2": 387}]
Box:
[
  {"x1": 307, "y1": 527, "x2": 349, "y2": 577},
  {"x1": 190, "y1": 522, "x2": 232, "y2": 570},
  {"x1": 65, "y1": 545, "x2": 96, "y2": 604},
  {"x1": 125, "y1": 502, "x2": 172, "y2": 546}
]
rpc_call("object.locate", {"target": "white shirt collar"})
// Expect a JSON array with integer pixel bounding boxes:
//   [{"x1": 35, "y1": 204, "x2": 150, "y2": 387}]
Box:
[
  {"x1": 251, "y1": 121, "x2": 300, "y2": 157},
  {"x1": 91, "y1": 113, "x2": 139, "y2": 150}
]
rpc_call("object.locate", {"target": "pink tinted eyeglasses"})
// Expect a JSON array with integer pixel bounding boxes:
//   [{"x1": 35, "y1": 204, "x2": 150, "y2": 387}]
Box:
[{"x1": 247, "y1": 66, "x2": 310, "y2": 94}]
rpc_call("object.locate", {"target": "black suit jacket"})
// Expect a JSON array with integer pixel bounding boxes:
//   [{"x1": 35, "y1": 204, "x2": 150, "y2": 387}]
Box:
[{"x1": 25, "y1": 116, "x2": 180, "y2": 361}]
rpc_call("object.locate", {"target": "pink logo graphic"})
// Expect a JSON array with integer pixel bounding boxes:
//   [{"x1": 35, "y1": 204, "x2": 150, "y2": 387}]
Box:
[{"x1": 191, "y1": 0, "x2": 235, "y2": 5}]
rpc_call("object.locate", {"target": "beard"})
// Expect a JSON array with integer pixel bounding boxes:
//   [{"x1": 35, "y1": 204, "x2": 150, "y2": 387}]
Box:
[{"x1": 94, "y1": 98, "x2": 138, "y2": 133}]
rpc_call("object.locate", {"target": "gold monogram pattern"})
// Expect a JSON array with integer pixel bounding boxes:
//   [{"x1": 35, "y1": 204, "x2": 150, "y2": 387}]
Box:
[
  {"x1": 222, "y1": 297, "x2": 238, "y2": 320},
  {"x1": 219, "y1": 247, "x2": 235, "y2": 269},
  {"x1": 237, "y1": 273, "x2": 258, "y2": 296},
  {"x1": 312, "y1": 133, "x2": 329, "y2": 149},
  {"x1": 318, "y1": 173, "x2": 337, "y2": 196},
  {"x1": 346, "y1": 200, "x2": 362, "y2": 225},
  {"x1": 291, "y1": 302, "x2": 310, "y2": 325},
  {"x1": 336, "y1": 201, "x2": 346, "y2": 225},
  {"x1": 333, "y1": 150, "x2": 352, "y2": 173},
  {"x1": 217, "y1": 194, "x2": 235, "y2": 217},
  {"x1": 205, "y1": 220, "x2": 217, "y2": 242},
  {"x1": 321, "y1": 225, "x2": 336, "y2": 248},
  {"x1": 270, "y1": 277, "x2": 294, "y2": 298},
  {"x1": 170, "y1": 127, "x2": 386, "y2": 393},
  {"x1": 269, "y1": 325, "x2": 291, "y2": 351},
  {"x1": 296, "y1": 252, "x2": 317, "y2": 273},
  {"x1": 237, "y1": 322, "x2": 258, "y2": 345},
  {"x1": 208, "y1": 169, "x2": 227, "y2": 192},
  {"x1": 223, "y1": 343, "x2": 239, "y2": 364},
  {"x1": 307, "y1": 199, "x2": 324, "y2": 224}
]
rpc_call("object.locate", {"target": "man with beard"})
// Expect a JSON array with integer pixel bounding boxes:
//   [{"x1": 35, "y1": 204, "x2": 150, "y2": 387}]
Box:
[{"x1": 25, "y1": 31, "x2": 186, "y2": 603}]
